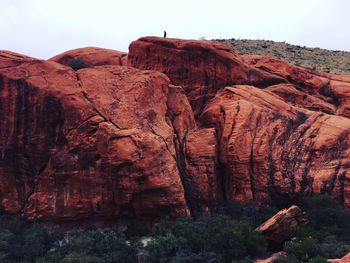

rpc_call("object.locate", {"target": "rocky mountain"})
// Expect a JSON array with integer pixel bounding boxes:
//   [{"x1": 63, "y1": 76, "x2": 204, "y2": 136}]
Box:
[{"x1": 0, "y1": 37, "x2": 350, "y2": 224}]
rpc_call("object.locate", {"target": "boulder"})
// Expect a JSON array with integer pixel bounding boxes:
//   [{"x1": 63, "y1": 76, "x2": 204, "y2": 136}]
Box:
[{"x1": 256, "y1": 205, "x2": 308, "y2": 244}]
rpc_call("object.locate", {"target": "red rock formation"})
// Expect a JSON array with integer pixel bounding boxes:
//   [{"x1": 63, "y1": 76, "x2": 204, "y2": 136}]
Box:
[
  {"x1": 256, "y1": 205, "x2": 308, "y2": 244},
  {"x1": 1, "y1": 36, "x2": 350, "y2": 223},
  {"x1": 129, "y1": 37, "x2": 350, "y2": 210},
  {"x1": 0, "y1": 51, "x2": 188, "y2": 222},
  {"x1": 201, "y1": 85, "x2": 350, "y2": 206},
  {"x1": 243, "y1": 55, "x2": 350, "y2": 118},
  {"x1": 50, "y1": 47, "x2": 127, "y2": 67},
  {"x1": 128, "y1": 37, "x2": 285, "y2": 117}
]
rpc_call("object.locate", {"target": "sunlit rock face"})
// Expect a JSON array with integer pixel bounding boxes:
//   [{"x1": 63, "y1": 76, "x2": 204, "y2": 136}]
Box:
[
  {"x1": 1, "y1": 36, "x2": 350, "y2": 223},
  {"x1": 0, "y1": 51, "x2": 188, "y2": 223}
]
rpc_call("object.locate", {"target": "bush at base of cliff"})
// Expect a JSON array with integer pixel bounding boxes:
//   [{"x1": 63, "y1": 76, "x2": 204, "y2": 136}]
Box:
[
  {"x1": 143, "y1": 215, "x2": 266, "y2": 263},
  {"x1": 44, "y1": 230, "x2": 141, "y2": 263},
  {"x1": 0, "y1": 217, "x2": 62, "y2": 262},
  {"x1": 306, "y1": 195, "x2": 350, "y2": 240},
  {"x1": 283, "y1": 236, "x2": 321, "y2": 262}
]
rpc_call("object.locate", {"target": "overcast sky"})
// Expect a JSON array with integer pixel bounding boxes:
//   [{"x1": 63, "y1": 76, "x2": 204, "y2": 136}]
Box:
[{"x1": 1, "y1": 0, "x2": 349, "y2": 59}]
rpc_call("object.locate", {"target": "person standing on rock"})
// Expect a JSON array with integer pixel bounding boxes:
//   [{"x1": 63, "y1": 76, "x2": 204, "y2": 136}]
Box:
[{"x1": 163, "y1": 31, "x2": 167, "y2": 38}]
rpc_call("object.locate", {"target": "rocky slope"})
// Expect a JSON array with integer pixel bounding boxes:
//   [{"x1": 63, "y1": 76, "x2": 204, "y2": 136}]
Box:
[
  {"x1": 0, "y1": 37, "x2": 350, "y2": 224},
  {"x1": 215, "y1": 38, "x2": 350, "y2": 75}
]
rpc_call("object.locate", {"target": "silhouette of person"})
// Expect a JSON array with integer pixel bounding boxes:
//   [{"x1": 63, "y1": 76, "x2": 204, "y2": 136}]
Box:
[{"x1": 164, "y1": 31, "x2": 167, "y2": 38}]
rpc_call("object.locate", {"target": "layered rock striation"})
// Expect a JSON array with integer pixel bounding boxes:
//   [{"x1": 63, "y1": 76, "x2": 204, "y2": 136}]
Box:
[{"x1": 1, "y1": 37, "x2": 350, "y2": 223}]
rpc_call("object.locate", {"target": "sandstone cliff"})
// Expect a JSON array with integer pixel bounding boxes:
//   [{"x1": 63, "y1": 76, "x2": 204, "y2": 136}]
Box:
[{"x1": 0, "y1": 37, "x2": 350, "y2": 223}]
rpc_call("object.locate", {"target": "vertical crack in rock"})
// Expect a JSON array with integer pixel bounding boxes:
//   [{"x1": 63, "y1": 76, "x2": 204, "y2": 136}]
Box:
[
  {"x1": 172, "y1": 131, "x2": 193, "y2": 216},
  {"x1": 175, "y1": 131, "x2": 208, "y2": 217},
  {"x1": 248, "y1": 112, "x2": 262, "y2": 201},
  {"x1": 267, "y1": 127, "x2": 278, "y2": 193},
  {"x1": 16, "y1": 80, "x2": 36, "y2": 212},
  {"x1": 210, "y1": 106, "x2": 228, "y2": 204},
  {"x1": 215, "y1": 130, "x2": 228, "y2": 204}
]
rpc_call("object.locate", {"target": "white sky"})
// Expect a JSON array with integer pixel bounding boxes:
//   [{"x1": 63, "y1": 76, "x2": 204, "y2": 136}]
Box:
[{"x1": 1, "y1": 0, "x2": 349, "y2": 59}]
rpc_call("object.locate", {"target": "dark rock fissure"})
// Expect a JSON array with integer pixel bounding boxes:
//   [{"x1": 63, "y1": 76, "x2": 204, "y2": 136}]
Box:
[
  {"x1": 248, "y1": 112, "x2": 262, "y2": 201},
  {"x1": 175, "y1": 131, "x2": 210, "y2": 217}
]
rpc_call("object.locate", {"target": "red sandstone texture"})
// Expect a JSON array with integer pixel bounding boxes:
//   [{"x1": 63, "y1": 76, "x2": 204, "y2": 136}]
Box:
[
  {"x1": 0, "y1": 51, "x2": 188, "y2": 222},
  {"x1": 49, "y1": 47, "x2": 127, "y2": 67},
  {"x1": 256, "y1": 205, "x2": 308, "y2": 244},
  {"x1": 1, "y1": 36, "x2": 350, "y2": 223}
]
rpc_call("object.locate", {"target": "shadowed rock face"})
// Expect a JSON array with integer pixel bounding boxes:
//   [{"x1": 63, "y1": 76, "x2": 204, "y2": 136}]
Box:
[{"x1": 1, "y1": 37, "x2": 350, "y2": 224}]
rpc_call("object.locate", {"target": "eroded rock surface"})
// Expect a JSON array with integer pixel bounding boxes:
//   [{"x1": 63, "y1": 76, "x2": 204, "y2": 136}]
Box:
[
  {"x1": 1, "y1": 36, "x2": 350, "y2": 223},
  {"x1": 50, "y1": 47, "x2": 127, "y2": 68},
  {"x1": 201, "y1": 85, "x2": 350, "y2": 207},
  {"x1": 128, "y1": 36, "x2": 285, "y2": 117},
  {"x1": 0, "y1": 51, "x2": 188, "y2": 223}
]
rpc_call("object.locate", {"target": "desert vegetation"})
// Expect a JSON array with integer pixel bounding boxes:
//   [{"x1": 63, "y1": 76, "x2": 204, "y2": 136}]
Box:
[
  {"x1": 0, "y1": 195, "x2": 349, "y2": 262},
  {"x1": 214, "y1": 38, "x2": 350, "y2": 75},
  {"x1": 67, "y1": 57, "x2": 90, "y2": 71}
]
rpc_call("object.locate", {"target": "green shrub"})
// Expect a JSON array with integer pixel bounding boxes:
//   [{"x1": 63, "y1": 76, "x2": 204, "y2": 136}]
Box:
[
  {"x1": 68, "y1": 57, "x2": 90, "y2": 71},
  {"x1": 283, "y1": 237, "x2": 321, "y2": 261},
  {"x1": 125, "y1": 221, "x2": 150, "y2": 239},
  {"x1": 145, "y1": 215, "x2": 266, "y2": 263},
  {"x1": 45, "y1": 230, "x2": 140, "y2": 263},
  {"x1": 306, "y1": 194, "x2": 350, "y2": 241}
]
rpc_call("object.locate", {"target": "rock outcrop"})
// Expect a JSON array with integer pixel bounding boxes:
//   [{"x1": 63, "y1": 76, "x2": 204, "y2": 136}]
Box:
[
  {"x1": 0, "y1": 51, "x2": 188, "y2": 223},
  {"x1": 50, "y1": 47, "x2": 127, "y2": 68},
  {"x1": 1, "y1": 36, "x2": 350, "y2": 223},
  {"x1": 256, "y1": 205, "x2": 308, "y2": 245},
  {"x1": 128, "y1": 36, "x2": 286, "y2": 117},
  {"x1": 130, "y1": 37, "x2": 350, "y2": 210},
  {"x1": 201, "y1": 85, "x2": 350, "y2": 207}
]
